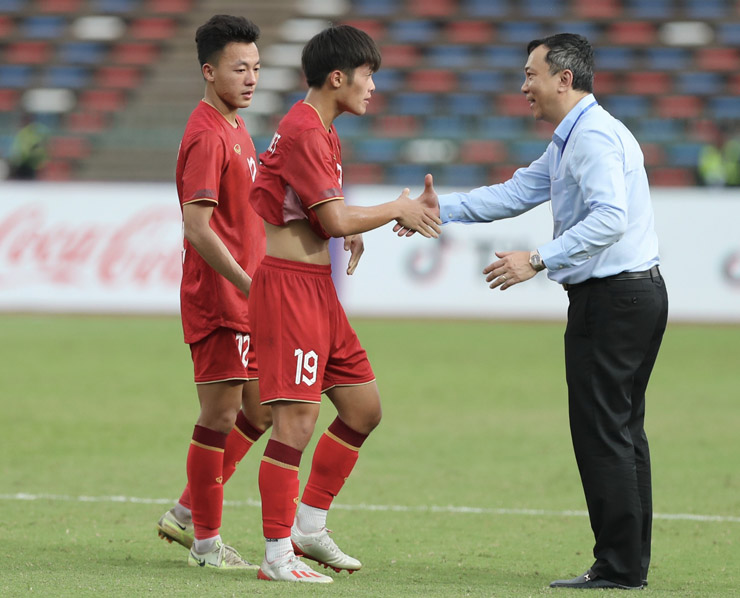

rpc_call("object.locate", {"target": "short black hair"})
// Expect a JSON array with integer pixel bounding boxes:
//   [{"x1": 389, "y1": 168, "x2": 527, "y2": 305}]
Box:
[
  {"x1": 527, "y1": 33, "x2": 594, "y2": 93},
  {"x1": 195, "y1": 14, "x2": 260, "y2": 67},
  {"x1": 302, "y1": 25, "x2": 381, "y2": 89}
]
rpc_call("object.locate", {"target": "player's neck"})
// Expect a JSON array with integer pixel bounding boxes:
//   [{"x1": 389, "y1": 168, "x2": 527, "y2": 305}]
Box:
[
  {"x1": 303, "y1": 90, "x2": 337, "y2": 131},
  {"x1": 201, "y1": 90, "x2": 239, "y2": 128}
]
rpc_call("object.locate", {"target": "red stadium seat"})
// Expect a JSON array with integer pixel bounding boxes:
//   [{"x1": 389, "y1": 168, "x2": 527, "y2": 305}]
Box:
[
  {"x1": 0, "y1": 15, "x2": 14, "y2": 38},
  {"x1": 490, "y1": 164, "x2": 521, "y2": 182},
  {"x1": 408, "y1": 69, "x2": 457, "y2": 92},
  {"x1": 148, "y1": 0, "x2": 191, "y2": 13},
  {"x1": 80, "y1": 89, "x2": 125, "y2": 111},
  {"x1": 639, "y1": 143, "x2": 665, "y2": 167},
  {"x1": 378, "y1": 44, "x2": 421, "y2": 68},
  {"x1": 625, "y1": 72, "x2": 671, "y2": 94},
  {"x1": 573, "y1": 0, "x2": 622, "y2": 18},
  {"x1": 696, "y1": 48, "x2": 739, "y2": 71},
  {"x1": 129, "y1": 17, "x2": 176, "y2": 40},
  {"x1": 608, "y1": 21, "x2": 656, "y2": 45},
  {"x1": 65, "y1": 111, "x2": 107, "y2": 133},
  {"x1": 375, "y1": 115, "x2": 421, "y2": 137},
  {"x1": 0, "y1": 89, "x2": 20, "y2": 111},
  {"x1": 460, "y1": 140, "x2": 507, "y2": 164},
  {"x1": 343, "y1": 163, "x2": 383, "y2": 185},
  {"x1": 38, "y1": 160, "x2": 72, "y2": 181},
  {"x1": 648, "y1": 167, "x2": 696, "y2": 186},
  {"x1": 111, "y1": 42, "x2": 159, "y2": 65},
  {"x1": 340, "y1": 19, "x2": 384, "y2": 40},
  {"x1": 409, "y1": 0, "x2": 456, "y2": 17},
  {"x1": 364, "y1": 91, "x2": 387, "y2": 115},
  {"x1": 688, "y1": 119, "x2": 721, "y2": 143},
  {"x1": 445, "y1": 20, "x2": 494, "y2": 44},
  {"x1": 594, "y1": 72, "x2": 618, "y2": 94},
  {"x1": 48, "y1": 135, "x2": 91, "y2": 160},
  {"x1": 498, "y1": 93, "x2": 532, "y2": 117},
  {"x1": 5, "y1": 41, "x2": 51, "y2": 64},
  {"x1": 656, "y1": 95, "x2": 703, "y2": 119},
  {"x1": 533, "y1": 120, "x2": 555, "y2": 140},
  {"x1": 96, "y1": 66, "x2": 141, "y2": 89},
  {"x1": 727, "y1": 73, "x2": 740, "y2": 95},
  {"x1": 37, "y1": 0, "x2": 83, "y2": 12}
]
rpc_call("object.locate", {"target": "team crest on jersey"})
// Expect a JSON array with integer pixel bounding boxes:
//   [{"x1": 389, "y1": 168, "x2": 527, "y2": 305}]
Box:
[{"x1": 234, "y1": 144, "x2": 242, "y2": 155}]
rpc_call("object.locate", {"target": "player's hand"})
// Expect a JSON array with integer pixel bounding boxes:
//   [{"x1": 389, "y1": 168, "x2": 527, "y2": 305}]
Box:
[
  {"x1": 393, "y1": 174, "x2": 441, "y2": 237},
  {"x1": 344, "y1": 234, "x2": 364, "y2": 275},
  {"x1": 483, "y1": 251, "x2": 536, "y2": 291}
]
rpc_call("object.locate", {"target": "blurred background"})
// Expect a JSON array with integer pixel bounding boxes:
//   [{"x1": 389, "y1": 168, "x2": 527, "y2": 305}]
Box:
[
  {"x1": 1, "y1": 0, "x2": 739, "y2": 322},
  {"x1": 1, "y1": 0, "x2": 740, "y2": 187}
]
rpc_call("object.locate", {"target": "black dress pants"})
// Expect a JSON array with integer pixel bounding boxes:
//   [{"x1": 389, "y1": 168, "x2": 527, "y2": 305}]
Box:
[{"x1": 564, "y1": 272, "x2": 668, "y2": 587}]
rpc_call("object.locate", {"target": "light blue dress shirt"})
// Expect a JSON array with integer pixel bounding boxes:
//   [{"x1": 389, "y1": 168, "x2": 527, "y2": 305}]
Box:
[{"x1": 438, "y1": 94, "x2": 660, "y2": 284}]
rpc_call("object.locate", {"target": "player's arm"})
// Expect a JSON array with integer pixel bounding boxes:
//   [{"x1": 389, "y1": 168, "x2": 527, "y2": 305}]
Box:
[
  {"x1": 314, "y1": 189, "x2": 441, "y2": 239},
  {"x1": 183, "y1": 200, "x2": 252, "y2": 297}
]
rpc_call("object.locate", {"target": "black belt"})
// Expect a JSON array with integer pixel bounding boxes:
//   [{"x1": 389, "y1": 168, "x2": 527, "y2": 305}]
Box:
[{"x1": 562, "y1": 265, "x2": 661, "y2": 291}]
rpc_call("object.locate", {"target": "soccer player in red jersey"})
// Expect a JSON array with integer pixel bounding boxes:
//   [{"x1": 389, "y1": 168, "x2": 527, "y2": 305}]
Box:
[
  {"x1": 154, "y1": 14, "x2": 272, "y2": 570},
  {"x1": 249, "y1": 25, "x2": 442, "y2": 583}
]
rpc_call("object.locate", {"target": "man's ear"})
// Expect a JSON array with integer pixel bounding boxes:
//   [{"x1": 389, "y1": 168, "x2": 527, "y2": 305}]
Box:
[
  {"x1": 328, "y1": 69, "x2": 343, "y2": 89},
  {"x1": 202, "y1": 63, "x2": 215, "y2": 82},
  {"x1": 559, "y1": 69, "x2": 574, "y2": 91}
]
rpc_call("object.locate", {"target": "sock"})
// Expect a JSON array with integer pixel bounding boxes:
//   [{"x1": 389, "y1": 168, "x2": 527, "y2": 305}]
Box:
[
  {"x1": 193, "y1": 534, "x2": 220, "y2": 555},
  {"x1": 179, "y1": 412, "x2": 265, "y2": 510},
  {"x1": 259, "y1": 439, "x2": 302, "y2": 540},
  {"x1": 295, "y1": 503, "x2": 327, "y2": 534},
  {"x1": 173, "y1": 503, "x2": 191, "y2": 523},
  {"x1": 186, "y1": 425, "x2": 227, "y2": 540},
  {"x1": 264, "y1": 537, "x2": 293, "y2": 563},
  {"x1": 301, "y1": 417, "x2": 369, "y2": 515}
]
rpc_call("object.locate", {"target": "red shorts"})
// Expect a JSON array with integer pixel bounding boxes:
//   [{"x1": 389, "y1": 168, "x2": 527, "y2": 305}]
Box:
[
  {"x1": 249, "y1": 256, "x2": 375, "y2": 404},
  {"x1": 189, "y1": 326, "x2": 258, "y2": 384}
]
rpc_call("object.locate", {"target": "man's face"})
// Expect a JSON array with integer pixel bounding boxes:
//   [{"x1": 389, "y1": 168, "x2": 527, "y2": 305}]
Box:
[
  {"x1": 521, "y1": 44, "x2": 562, "y2": 124},
  {"x1": 337, "y1": 64, "x2": 375, "y2": 116},
  {"x1": 205, "y1": 41, "x2": 260, "y2": 111}
]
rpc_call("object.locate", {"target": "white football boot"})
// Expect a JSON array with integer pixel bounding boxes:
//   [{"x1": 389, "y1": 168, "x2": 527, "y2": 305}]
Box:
[
  {"x1": 291, "y1": 524, "x2": 362, "y2": 573},
  {"x1": 257, "y1": 553, "x2": 333, "y2": 583}
]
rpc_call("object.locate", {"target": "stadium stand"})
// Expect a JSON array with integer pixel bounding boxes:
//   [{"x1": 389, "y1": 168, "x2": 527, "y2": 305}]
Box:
[{"x1": 1, "y1": 0, "x2": 739, "y2": 186}]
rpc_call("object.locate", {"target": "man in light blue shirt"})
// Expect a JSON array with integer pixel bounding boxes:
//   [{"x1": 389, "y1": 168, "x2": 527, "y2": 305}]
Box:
[{"x1": 405, "y1": 34, "x2": 668, "y2": 590}]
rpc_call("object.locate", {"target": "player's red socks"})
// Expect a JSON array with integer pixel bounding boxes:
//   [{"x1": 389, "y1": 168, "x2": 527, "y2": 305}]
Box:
[
  {"x1": 179, "y1": 412, "x2": 265, "y2": 511},
  {"x1": 186, "y1": 425, "x2": 227, "y2": 539},
  {"x1": 259, "y1": 439, "x2": 302, "y2": 539},
  {"x1": 301, "y1": 417, "x2": 368, "y2": 510}
]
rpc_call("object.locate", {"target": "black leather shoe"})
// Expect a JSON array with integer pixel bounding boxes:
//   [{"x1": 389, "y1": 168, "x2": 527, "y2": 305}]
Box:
[{"x1": 549, "y1": 570, "x2": 644, "y2": 590}]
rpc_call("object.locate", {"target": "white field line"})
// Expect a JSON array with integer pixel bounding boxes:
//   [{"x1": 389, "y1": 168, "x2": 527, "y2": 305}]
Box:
[{"x1": 1, "y1": 492, "x2": 739, "y2": 523}]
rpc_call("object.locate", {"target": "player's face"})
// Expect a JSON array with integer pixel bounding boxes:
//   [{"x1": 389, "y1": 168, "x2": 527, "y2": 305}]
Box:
[
  {"x1": 205, "y1": 41, "x2": 260, "y2": 112},
  {"x1": 339, "y1": 65, "x2": 375, "y2": 116},
  {"x1": 521, "y1": 44, "x2": 561, "y2": 124}
]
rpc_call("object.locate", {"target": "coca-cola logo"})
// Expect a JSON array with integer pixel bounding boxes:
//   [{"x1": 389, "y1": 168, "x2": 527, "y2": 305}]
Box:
[{"x1": 0, "y1": 203, "x2": 181, "y2": 289}]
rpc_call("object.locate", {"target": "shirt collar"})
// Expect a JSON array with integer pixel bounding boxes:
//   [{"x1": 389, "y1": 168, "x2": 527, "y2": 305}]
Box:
[{"x1": 552, "y1": 93, "x2": 596, "y2": 150}]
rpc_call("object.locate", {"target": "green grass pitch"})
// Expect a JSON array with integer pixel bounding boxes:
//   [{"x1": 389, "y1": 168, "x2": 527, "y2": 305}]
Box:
[{"x1": 1, "y1": 314, "x2": 738, "y2": 597}]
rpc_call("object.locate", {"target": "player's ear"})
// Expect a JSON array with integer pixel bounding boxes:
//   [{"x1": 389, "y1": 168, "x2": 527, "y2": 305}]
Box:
[
  {"x1": 328, "y1": 69, "x2": 343, "y2": 89},
  {"x1": 202, "y1": 62, "x2": 215, "y2": 82}
]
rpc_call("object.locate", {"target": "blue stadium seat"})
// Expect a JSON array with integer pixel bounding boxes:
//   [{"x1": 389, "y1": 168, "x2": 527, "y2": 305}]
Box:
[
  {"x1": 595, "y1": 47, "x2": 636, "y2": 70},
  {"x1": 554, "y1": 21, "x2": 599, "y2": 40},
  {"x1": 511, "y1": 140, "x2": 549, "y2": 164},
  {"x1": 479, "y1": 116, "x2": 525, "y2": 140},
  {"x1": 626, "y1": 0, "x2": 673, "y2": 18},
  {"x1": 709, "y1": 97, "x2": 740, "y2": 119},
  {"x1": 644, "y1": 48, "x2": 689, "y2": 71},
  {"x1": 685, "y1": 0, "x2": 728, "y2": 18},
  {"x1": 351, "y1": 0, "x2": 397, "y2": 17},
  {"x1": 283, "y1": 91, "x2": 305, "y2": 107},
  {"x1": 0, "y1": 0, "x2": 24, "y2": 10},
  {"x1": 426, "y1": 45, "x2": 474, "y2": 68},
  {"x1": 462, "y1": 0, "x2": 508, "y2": 17},
  {"x1": 440, "y1": 165, "x2": 485, "y2": 187},
  {"x1": 386, "y1": 164, "x2": 430, "y2": 186},
  {"x1": 675, "y1": 72, "x2": 723, "y2": 95},
  {"x1": 0, "y1": 65, "x2": 32, "y2": 88},
  {"x1": 59, "y1": 42, "x2": 106, "y2": 65},
  {"x1": 424, "y1": 115, "x2": 469, "y2": 138},
  {"x1": 482, "y1": 46, "x2": 524, "y2": 70},
  {"x1": 333, "y1": 115, "x2": 368, "y2": 138},
  {"x1": 22, "y1": 15, "x2": 65, "y2": 38},
  {"x1": 666, "y1": 143, "x2": 704, "y2": 167},
  {"x1": 717, "y1": 24, "x2": 740, "y2": 45},
  {"x1": 460, "y1": 69, "x2": 505, "y2": 92},
  {"x1": 388, "y1": 20, "x2": 437, "y2": 43},
  {"x1": 91, "y1": 0, "x2": 139, "y2": 12},
  {"x1": 446, "y1": 93, "x2": 487, "y2": 116},
  {"x1": 44, "y1": 65, "x2": 90, "y2": 88},
  {"x1": 372, "y1": 69, "x2": 403, "y2": 92},
  {"x1": 637, "y1": 118, "x2": 681, "y2": 142},
  {"x1": 352, "y1": 139, "x2": 402, "y2": 163},
  {"x1": 604, "y1": 95, "x2": 650, "y2": 119},
  {"x1": 499, "y1": 22, "x2": 544, "y2": 45},
  {"x1": 521, "y1": 0, "x2": 564, "y2": 17},
  {"x1": 392, "y1": 92, "x2": 436, "y2": 115}
]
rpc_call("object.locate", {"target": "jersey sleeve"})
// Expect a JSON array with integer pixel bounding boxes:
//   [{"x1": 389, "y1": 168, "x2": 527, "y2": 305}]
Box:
[
  {"x1": 283, "y1": 128, "x2": 343, "y2": 211},
  {"x1": 180, "y1": 130, "x2": 228, "y2": 205}
]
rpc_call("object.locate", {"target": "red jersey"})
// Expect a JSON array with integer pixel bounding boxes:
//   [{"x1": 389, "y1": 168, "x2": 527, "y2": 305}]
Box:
[
  {"x1": 176, "y1": 101, "x2": 265, "y2": 344},
  {"x1": 251, "y1": 101, "x2": 343, "y2": 240}
]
